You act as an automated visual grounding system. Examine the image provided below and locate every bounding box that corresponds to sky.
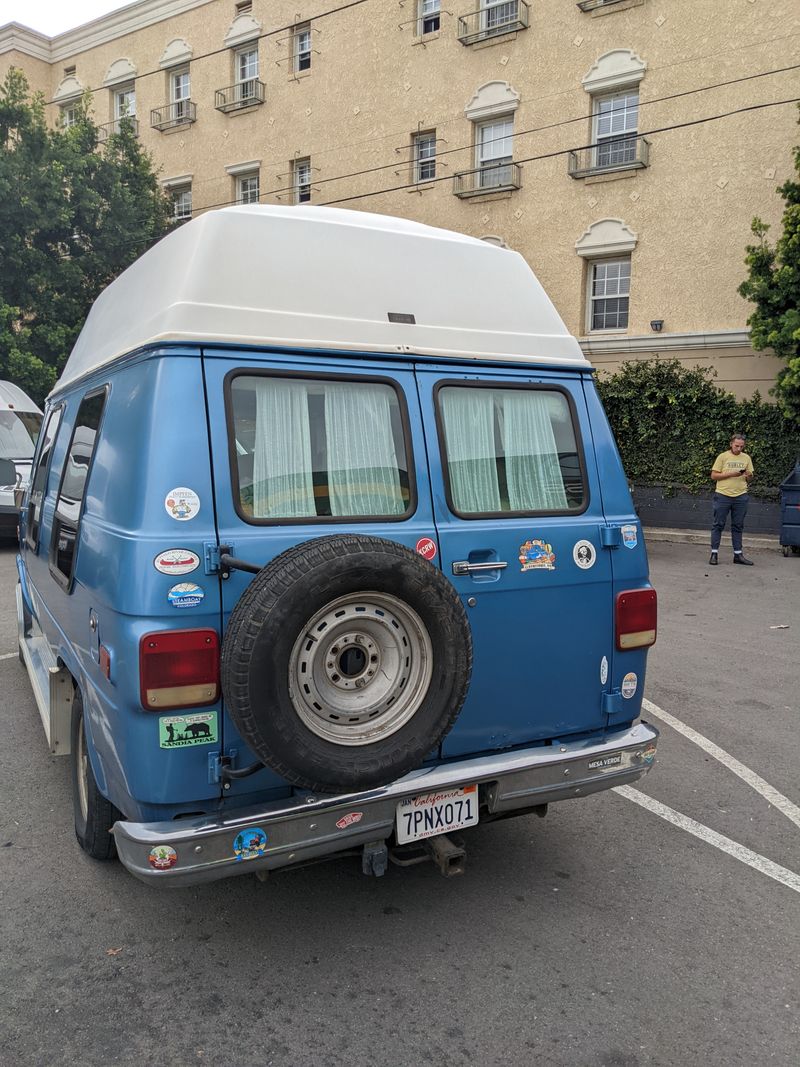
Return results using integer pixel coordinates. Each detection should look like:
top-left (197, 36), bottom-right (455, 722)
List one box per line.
top-left (1, 1), bottom-right (136, 35)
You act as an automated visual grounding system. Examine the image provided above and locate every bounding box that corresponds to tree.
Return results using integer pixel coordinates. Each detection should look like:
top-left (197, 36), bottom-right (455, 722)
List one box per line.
top-left (0, 68), bottom-right (175, 403)
top-left (739, 105), bottom-right (800, 426)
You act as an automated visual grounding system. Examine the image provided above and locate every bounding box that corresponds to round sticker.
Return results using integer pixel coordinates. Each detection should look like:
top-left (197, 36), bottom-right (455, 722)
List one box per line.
top-left (600, 656), bottom-right (609, 686)
top-left (621, 672), bottom-right (638, 699)
top-left (573, 540), bottom-right (596, 570)
top-left (154, 549), bottom-right (201, 576)
top-left (167, 582), bottom-right (205, 609)
top-left (165, 487), bottom-right (200, 522)
top-left (233, 827), bottom-right (268, 862)
top-left (416, 537), bottom-right (437, 561)
top-left (148, 845), bottom-right (177, 870)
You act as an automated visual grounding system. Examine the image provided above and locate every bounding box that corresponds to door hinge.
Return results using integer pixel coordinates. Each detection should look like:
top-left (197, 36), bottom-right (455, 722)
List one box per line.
top-left (600, 526), bottom-right (622, 548)
top-left (602, 689), bottom-right (624, 716)
top-left (204, 542), bottom-right (234, 576)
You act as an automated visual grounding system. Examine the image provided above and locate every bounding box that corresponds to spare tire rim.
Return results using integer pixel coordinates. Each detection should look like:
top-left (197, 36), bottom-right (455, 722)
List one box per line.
top-left (288, 591), bottom-right (433, 746)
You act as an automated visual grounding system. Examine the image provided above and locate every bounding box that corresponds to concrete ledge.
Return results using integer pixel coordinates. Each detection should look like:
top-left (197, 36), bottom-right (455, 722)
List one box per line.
top-left (644, 527), bottom-right (778, 549)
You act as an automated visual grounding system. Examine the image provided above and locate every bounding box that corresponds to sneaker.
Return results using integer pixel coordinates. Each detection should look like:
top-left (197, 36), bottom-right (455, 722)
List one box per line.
top-left (733, 555), bottom-right (754, 566)
top-left (708, 553), bottom-right (718, 565)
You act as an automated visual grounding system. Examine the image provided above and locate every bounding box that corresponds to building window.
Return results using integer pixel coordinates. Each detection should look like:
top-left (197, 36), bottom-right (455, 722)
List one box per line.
top-left (483, 0), bottom-right (517, 33)
top-left (235, 1), bottom-right (253, 12)
top-left (171, 68), bottom-right (191, 119)
top-left (418, 0), bottom-right (440, 34)
top-left (589, 257), bottom-right (630, 331)
top-left (293, 23), bottom-right (312, 72)
top-left (173, 185), bottom-right (193, 221)
top-left (593, 89), bottom-right (639, 169)
top-left (236, 46), bottom-right (259, 100)
top-left (293, 158), bottom-right (311, 204)
top-left (412, 131), bottom-right (436, 182)
top-left (114, 83), bottom-right (136, 121)
top-left (60, 104), bottom-right (78, 128)
top-left (476, 117), bottom-right (513, 188)
top-left (237, 172), bottom-right (260, 204)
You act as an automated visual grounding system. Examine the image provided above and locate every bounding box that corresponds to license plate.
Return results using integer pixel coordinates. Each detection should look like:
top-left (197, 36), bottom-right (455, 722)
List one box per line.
top-left (395, 785), bottom-right (479, 845)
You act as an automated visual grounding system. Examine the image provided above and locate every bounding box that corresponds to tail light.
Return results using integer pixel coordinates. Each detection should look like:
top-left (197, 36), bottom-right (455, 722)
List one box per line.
top-left (616, 588), bottom-right (657, 650)
top-left (140, 629), bottom-right (220, 710)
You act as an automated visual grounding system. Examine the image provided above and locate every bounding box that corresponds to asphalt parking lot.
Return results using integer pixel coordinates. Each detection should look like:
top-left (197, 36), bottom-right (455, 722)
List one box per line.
top-left (0, 537), bottom-right (797, 1067)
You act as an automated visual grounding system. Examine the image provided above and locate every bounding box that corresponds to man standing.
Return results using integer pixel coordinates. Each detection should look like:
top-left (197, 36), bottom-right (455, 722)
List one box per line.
top-left (709, 433), bottom-right (754, 566)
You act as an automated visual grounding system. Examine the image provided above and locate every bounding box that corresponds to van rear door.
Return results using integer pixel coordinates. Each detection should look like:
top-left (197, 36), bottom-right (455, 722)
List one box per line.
top-left (415, 364), bottom-right (615, 757)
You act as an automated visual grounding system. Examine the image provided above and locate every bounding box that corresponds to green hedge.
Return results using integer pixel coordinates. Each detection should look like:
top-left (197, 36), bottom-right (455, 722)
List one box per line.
top-left (597, 359), bottom-right (800, 497)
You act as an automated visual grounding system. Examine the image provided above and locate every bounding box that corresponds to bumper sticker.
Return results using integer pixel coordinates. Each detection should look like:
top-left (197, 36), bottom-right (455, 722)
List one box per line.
top-left (159, 712), bottom-right (218, 748)
top-left (641, 743), bottom-right (657, 765)
top-left (588, 753), bottom-right (623, 770)
top-left (167, 582), bottom-right (204, 609)
top-left (519, 539), bottom-right (556, 572)
top-left (165, 487), bottom-right (200, 521)
top-left (336, 812), bottom-right (364, 830)
top-left (233, 828), bottom-right (268, 861)
top-left (148, 845), bottom-right (178, 870)
top-left (573, 540), bottom-right (596, 569)
top-left (621, 672), bottom-right (638, 699)
top-left (621, 524), bottom-right (638, 549)
top-left (154, 549), bottom-right (200, 576)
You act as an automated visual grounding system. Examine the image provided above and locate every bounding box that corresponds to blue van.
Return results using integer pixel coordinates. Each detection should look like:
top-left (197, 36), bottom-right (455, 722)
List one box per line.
top-left (16, 206), bottom-right (658, 885)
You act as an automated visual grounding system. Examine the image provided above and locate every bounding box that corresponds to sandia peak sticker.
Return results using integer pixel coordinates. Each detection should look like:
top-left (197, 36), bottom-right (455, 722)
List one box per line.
top-left (159, 712), bottom-right (218, 748)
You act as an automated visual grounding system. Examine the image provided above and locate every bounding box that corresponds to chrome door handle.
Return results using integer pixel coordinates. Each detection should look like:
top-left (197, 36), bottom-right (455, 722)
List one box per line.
top-left (452, 560), bottom-right (508, 576)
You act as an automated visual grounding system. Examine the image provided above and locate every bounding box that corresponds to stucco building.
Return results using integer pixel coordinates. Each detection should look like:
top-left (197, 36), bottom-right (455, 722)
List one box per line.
top-left (1, 0), bottom-right (798, 395)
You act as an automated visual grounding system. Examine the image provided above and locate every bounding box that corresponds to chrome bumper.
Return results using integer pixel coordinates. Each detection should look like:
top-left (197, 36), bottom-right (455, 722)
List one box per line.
top-left (114, 721), bottom-right (658, 887)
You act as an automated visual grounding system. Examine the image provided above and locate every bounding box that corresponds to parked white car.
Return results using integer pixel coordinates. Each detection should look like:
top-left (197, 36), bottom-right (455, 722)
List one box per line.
top-left (0, 381), bottom-right (43, 539)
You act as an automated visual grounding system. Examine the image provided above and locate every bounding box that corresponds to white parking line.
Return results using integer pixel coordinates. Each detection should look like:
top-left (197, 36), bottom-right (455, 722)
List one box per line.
top-left (614, 785), bottom-right (800, 895)
top-left (0, 651), bottom-right (17, 661)
top-left (642, 697), bottom-right (800, 831)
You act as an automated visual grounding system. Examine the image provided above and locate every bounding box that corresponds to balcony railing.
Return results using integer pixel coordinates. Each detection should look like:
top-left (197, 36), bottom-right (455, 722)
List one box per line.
top-left (214, 80), bottom-right (266, 113)
top-left (568, 136), bottom-right (650, 178)
top-left (458, 1), bottom-right (529, 45)
top-left (150, 100), bottom-right (197, 131)
top-left (453, 161), bottom-right (521, 197)
top-left (577, 0), bottom-right (627, 12)
top-left (96, 117), bottom-right (139, 142)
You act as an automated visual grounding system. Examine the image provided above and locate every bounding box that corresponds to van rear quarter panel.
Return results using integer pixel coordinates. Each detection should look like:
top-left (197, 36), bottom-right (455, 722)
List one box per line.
top-left (30, 350), bottom-right (292, 821)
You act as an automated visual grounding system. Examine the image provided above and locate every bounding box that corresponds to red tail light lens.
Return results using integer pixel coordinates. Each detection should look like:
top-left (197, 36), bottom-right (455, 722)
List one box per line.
top-left (616, 588), bottom-right (657, 650)
top-left (140, 629), bottom-right (220, 710)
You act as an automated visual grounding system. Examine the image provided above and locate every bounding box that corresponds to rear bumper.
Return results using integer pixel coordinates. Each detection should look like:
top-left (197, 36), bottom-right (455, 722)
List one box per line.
top-left (114, 721), bottom-right (659, 887)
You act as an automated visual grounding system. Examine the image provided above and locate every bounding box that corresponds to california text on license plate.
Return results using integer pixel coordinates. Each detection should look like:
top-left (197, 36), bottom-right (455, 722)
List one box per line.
top-left (395, 785), bottom-right (479, 845)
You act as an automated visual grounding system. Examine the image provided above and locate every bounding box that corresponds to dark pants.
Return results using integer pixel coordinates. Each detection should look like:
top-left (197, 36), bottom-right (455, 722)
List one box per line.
top-left (711, 492), bottom-right (749, 553)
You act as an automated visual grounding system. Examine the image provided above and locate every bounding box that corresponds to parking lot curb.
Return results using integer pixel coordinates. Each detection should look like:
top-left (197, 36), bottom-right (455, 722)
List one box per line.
top-left (643, 527), bottom-right (779, 550)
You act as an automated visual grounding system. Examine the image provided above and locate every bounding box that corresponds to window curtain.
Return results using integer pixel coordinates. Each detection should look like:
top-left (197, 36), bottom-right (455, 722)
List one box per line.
top-left (501, 391), bottom-right (567, 510)
top-left (440, 388), bottom-right (501, 512)
top-left (252, 379), bottom-right (315, 517)
top-left (324, 382), bottom-right (403, 515)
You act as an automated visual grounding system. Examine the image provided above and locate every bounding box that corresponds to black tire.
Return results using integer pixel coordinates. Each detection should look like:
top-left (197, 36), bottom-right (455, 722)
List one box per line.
top-left (222, 535), bottom-right (473, 793)
top-left (71, 688), bottom-right (120, 861)
top-left (783, 546), bottom-right (790, 557)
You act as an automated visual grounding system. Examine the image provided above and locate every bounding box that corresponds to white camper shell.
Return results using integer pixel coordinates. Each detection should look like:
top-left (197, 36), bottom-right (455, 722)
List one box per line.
top-left (0, 381), bottom-right (42, 536)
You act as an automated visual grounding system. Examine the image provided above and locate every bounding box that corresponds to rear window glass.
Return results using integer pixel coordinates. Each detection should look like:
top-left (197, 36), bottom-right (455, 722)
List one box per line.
top-left (229, 375), bottom-right (412, 521)
top-left (437, 385), bottom-right (585, 515)
top-left (0, 410), bottom-right (42, 460)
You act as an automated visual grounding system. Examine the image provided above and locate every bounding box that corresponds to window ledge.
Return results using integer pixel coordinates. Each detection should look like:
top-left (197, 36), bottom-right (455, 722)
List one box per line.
top-left (407, 182), bottom-right (436, 193)
top-left (455, 189), bottom-right (515, 203)
top-left (583, 168), bottom-right (640, 185)
top-left (288, 70), bottom-right (312, 82)
top-left (589, 0), bottom-right (645, 17)
top-left (469, 31), bottom-right (521, 51)
top-left (412, 32), bottom-right (441, 46)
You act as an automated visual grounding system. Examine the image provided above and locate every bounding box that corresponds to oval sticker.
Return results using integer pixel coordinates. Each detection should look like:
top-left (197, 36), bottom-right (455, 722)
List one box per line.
top-left (621, 672), bottom-right (638, 699)
top-left (154, 549), bottom-right (200, 576)
top-left (416, 537), bottom-right (437, 561)
top-left (165, 487), bottom-right (200, 522)
top-left (167, 582), bottom-right (205, 609)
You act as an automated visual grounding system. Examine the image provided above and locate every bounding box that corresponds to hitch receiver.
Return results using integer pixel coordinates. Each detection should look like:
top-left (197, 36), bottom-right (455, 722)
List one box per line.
top-left (424, 833), bottom-right (466, 877)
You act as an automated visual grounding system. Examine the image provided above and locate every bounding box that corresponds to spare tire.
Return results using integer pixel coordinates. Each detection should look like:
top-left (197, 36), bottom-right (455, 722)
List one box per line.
top-left (221, 535), bottom-right (472, 793)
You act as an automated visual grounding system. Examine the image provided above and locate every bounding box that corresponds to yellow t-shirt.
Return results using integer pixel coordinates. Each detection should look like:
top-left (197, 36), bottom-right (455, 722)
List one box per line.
top-left (712, 450), bottom-right (753, 497)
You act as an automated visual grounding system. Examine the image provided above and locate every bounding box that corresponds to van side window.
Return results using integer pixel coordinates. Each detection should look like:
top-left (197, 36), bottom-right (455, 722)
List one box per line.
top-left (229, 374), bottom-right (412, 522)
top-left (437, 384), bottom-right (586, 515)
top-left (25, 405), bottom-right (64, 551)
top-left (50, 390), bottom-right (107, 586)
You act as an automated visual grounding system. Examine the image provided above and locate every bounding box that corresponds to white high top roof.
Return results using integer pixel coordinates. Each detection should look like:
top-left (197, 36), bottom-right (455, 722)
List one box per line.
top-left (57, 205), bottom-right (587, 390)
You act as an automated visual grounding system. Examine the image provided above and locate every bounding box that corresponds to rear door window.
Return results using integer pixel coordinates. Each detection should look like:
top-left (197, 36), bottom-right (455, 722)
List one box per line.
top-left (228, 373), bottom-right (413, 522)
top-left (25, 405), bottom-right (64, 551)
top-left (50, 389), bottom-right (107, 588)
top-left (436, 383), bottom-right (586, 516)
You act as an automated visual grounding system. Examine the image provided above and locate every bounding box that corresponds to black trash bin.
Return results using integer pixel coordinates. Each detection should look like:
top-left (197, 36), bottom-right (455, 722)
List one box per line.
top-left (779, 458), bottom-right (800, 557)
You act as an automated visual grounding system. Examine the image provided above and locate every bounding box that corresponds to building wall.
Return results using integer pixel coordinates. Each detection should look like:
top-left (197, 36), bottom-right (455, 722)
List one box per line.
top-left (1, 0), bottom-right (797, 398)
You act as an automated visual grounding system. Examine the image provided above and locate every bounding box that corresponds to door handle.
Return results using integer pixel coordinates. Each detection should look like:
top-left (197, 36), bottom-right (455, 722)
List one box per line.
top-left (452, 560), bottom-right (508, 576)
